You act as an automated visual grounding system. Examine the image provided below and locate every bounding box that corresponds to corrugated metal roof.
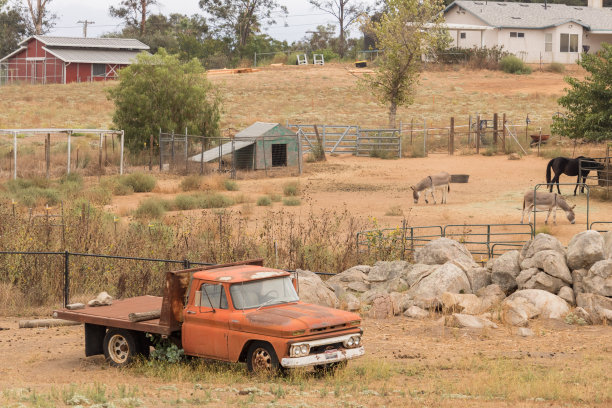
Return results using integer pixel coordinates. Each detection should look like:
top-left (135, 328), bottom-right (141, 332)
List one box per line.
top-left (0, 46), bottom-right (26, 62)
top-left (447, 1), bottom-right (612, 30)
top-left (43, 48), bottom-right (146, 64)
top-left (235, 122), bottom-right (296, 139)
top-left (189, 140), bottom-right (255, 163)
top-left (19, 36), bottom-right (149, 50)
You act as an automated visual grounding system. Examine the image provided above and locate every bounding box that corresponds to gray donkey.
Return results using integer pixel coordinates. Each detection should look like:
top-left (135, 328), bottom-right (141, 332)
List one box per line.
top-left (411, 171), bottom-right (451, 204)
top-left (521, 191), bottom-right (576, 225)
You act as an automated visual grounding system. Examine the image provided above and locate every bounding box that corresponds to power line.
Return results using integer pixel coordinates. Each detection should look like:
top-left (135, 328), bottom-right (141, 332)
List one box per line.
top-left (76, 20), bottom-right (95, 37)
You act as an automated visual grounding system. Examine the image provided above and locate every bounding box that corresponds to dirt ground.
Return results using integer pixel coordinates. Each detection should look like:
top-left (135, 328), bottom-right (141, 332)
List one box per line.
top-left (0, 316), bottom-right (610, 407)
top-left (106, 152), bottom-right (611, 249)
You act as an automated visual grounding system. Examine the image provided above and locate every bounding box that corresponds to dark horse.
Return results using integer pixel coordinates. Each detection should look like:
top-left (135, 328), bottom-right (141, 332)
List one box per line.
top-left (546, 156), bottom-right (603, 195)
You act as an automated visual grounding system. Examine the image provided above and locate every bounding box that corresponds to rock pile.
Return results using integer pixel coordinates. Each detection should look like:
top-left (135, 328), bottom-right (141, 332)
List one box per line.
top-left (297, 230), bottom-right (612, 329)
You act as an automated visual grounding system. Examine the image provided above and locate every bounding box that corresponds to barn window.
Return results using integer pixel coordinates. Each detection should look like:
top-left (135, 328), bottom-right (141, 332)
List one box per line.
top-left (510, 32), bottom-right (524, 38)
top-left (460, 32), bottom-right (466, 39)
top-left (510, 32), bottom-right (517, 38)
top-left (92, 64), bottom-right (106, 77)
top-left (517, 32), bottom-right (524, 38)
top-left (545, 33), bottom-right (553, 52)
top-left (271, 144), bottom-right (287, 167)
top-left (560, 33), bottom-right (578, 52)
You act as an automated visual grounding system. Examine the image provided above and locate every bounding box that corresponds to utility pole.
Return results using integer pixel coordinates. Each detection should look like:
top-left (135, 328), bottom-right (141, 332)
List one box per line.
top-left (77, 20), bottom-right (95, 38)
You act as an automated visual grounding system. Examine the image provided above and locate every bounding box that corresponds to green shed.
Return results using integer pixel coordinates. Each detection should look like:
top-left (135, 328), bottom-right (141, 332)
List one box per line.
top-left (234, 122), bottom-right (300, 170)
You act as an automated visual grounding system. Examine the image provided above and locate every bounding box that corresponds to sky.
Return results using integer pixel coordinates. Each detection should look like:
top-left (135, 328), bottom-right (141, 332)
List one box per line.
top-left (47, 0), bottom-right (378, 43)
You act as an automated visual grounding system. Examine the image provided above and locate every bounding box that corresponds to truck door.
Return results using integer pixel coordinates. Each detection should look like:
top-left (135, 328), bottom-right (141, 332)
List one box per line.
top-left (182, 282), bottom-right (230, 360)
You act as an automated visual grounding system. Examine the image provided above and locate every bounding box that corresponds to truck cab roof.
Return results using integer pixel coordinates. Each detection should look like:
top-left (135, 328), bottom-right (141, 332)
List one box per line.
top-left (193, 264), bottom-right (290, 284)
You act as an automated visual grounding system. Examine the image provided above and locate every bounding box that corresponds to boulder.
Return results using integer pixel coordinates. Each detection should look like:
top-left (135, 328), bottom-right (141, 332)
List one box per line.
top-left (360, 288), bottom-right (387, 305)
top-left (572, 269), bottom-right (588, 296)
top-left (583, 260), bottom-right (612, 297)
top-left (441, 292), bottom-right (485, 315)
top-left (297, 270), bottom-right (339, 308)
top-left (414, 238), bottom-right (475, 266)
top-left (566, 230), bottom-right (604, 271)
top-left (396, 294), bottom-right (414, 313)
top-left (404, 305), bottom-right (429, 319)
top-left (403, 264), bottom-right (439, 287)
top-left (520, 234), bottom-right (565, 260)
top-left (517, 327), bottom-right (534, 337)
top-left (573, 307), bottom-right (592, 325)
top-left (501, 289), bottom-right (569, 326)
top-left (368, 294), bottom-right (394, 319)
top-left (373, 277), bottom-right (408, 293)
top-left (444, 313), bottom-right (498, 329)
top-left (368, 260), bottom-right (409, 282)
top-left (516, 268), bottom-right (538, 288)
top-left (476, 284), bottom-right (506, 309)
top-left (389, 292), bottom-right (404, 316)
top-left (407, 262), bottom-right (472, 308)
top-left (518, 271), bottom-right (565, 294)
top-left (491, 251), bottom-right (521, 293)
top-left (347, 281), bottom-right (370, 293)
top-left (603, 231), bottom-right (612, 259)
top-left (465, 267), bottom-right (491, 293)
top-left (520, 250), bottom-right (572, 284)
top-left (339, 292), bottom-right (361, 312)
top-left (557, 286), bottom-right (575, 306)
top-left (576, 293), bottom-right (612, 324)
top-left (327, 265), bottom-right (370, 291)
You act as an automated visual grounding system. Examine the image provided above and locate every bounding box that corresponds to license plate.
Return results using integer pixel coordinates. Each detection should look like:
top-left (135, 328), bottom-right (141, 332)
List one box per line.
top-left (324, 350), bottom-right (338, 360)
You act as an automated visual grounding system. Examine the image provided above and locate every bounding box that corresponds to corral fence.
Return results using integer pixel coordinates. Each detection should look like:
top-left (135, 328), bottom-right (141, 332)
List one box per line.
top-left (156, 131), bottom-right (303, 177)
top-left (578, 154), bottom-right (612, 199)
top-left (357, 222), bottom-right (535, 261)
top-left (287, 123), bottom-right (401, 158)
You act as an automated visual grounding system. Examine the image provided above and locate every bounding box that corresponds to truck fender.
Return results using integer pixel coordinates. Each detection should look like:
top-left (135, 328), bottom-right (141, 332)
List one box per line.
top-left (237, 339), bottom-right (285, 363)
top-left (85, 323), bottom-right (106, 357)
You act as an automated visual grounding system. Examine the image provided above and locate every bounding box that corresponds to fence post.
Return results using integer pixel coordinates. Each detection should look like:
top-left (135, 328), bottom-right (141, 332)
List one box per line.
top-left (468, 115), bottom-right (472, 147)
top-left (149, 134), bottom-right (153, 171)
top-left (449, 117), bottom-right (455, 155)
top-left (159, 128), bottom-right (163, 171)
top-left (493, 113), bottom-right (499, 147)
top-left (67, 130), bottom-right (72, 174)
top-left (476, 115), bottom-right (481, 154)
top-left (119, 130), bottom-right (125, 175)
top-left (171, 131), bottom-right (175, 171)
top-left (46, 133), bottom-right (50, 179)
top-left (99, 133), bottom-right (103, 177)
top-left (231, 139), bottom-right (236, 179)
top-left (297, 134), bottom-right (303, 175)
top-left (200, 136), bottom-right (205, 175)
top-left (64, 251), bottom-right (70, 307)
top-left (183, 259), bottom-right (190, 269)
top-left (423, 120), bottom-right (427, 157)
top-left (502, 113), bottom-right (507, 152)
top-left (185, 127), bottom-right (189, 174)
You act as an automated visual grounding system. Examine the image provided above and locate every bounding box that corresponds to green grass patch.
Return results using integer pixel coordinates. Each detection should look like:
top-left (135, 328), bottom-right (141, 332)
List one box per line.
top-left (500, 55), bottom-right (532, 75)
top-left (119, 173), bottom-right (156, 192)
top-left (224, 179), bottom-right (239, 191)
top-left (173, 193), bottom-right (234, 210)
top-left (257, 196), bottom-right (272, 206)
top-left (134, 197), bottom-right (169, 219)
top-left (283, 197), bottom-right (301, 206)
top-left (283, 181), bottom-right (300, 196)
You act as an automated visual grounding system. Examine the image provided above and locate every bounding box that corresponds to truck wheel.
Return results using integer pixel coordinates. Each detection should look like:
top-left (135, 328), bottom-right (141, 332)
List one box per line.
top-left (103, 329), bottom-right (138, 367)
top-left (246, 342), bottom-right (281, 375)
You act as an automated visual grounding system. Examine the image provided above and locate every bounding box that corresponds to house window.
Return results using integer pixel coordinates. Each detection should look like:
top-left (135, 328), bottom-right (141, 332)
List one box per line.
top-left (92, 64), bottom-right (106, 77)
top-left (560, 33), bottom-right (578, 52)
top-left (517, 32), bottom-right (524, 38)
top-left (510, 32), bottom-right (524, 38)
top-left (510, 32), bottom-right (517, 38)
top-left (460, 32), bottom-right (466, 39)
top-left (545, 33), bottom-right (552, 52)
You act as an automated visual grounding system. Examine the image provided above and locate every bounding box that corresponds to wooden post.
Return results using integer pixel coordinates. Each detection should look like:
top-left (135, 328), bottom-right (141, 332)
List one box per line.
top-left (104, 134), bottom-right (108, 166)
top-left (45, 133), bottom-right (50, 179)
top-left (502, 113), bottom-right (507, 152)
top-left (450, 117), bottom-right (455, 155)
top-left (98, 133), bottom-right (103, 176)
top-left (476, 115), bottom-right (481, 154)
top-left (493, 113), bottom-right (498, 147)
top-left (149, 134), bottom-right (153, 171)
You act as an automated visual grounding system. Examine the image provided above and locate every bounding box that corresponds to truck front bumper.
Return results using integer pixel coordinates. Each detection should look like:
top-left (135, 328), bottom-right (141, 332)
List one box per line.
top-left (280, 346), bottom-right (365, 368)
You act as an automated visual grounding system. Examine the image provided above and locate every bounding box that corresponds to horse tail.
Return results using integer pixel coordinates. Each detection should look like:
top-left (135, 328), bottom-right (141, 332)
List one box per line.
top-left (546, 158), bottom-right (554, 184)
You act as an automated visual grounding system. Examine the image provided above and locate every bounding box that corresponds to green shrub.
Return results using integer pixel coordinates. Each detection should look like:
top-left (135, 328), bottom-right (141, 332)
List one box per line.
top-left (134, 198), bottom-right (168, 219)
top-left (283, 197), bottom-right (301, 206)
top-left (224, 179), bottom-right (239, 191)
top-left (14, 187), bottom-right (61, 207)
top-left (174, 194), bottom-right (200, 210)
top-left (500, 55), bottom-right (532, 74)
top-left (257, 196), bottom-right (272, 206)
top-left (119, 173), bottom-right (156, 192)
top-left (113, 183), bottom-right (134, 196)
top-left (180, 175), bottom-right (202, 192)
top-left (283, 181), bottom-right (300, 196)
top-left (548, 62), bottom-right (565, 73)
top-left (174, 193), bottom-right (234, 210)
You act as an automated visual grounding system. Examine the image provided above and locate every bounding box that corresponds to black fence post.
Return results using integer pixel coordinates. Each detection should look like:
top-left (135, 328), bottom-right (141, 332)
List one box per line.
top-left (183, 259), bottom-right (191, 270)
top-left (64, 251), bottom-right (70, 307)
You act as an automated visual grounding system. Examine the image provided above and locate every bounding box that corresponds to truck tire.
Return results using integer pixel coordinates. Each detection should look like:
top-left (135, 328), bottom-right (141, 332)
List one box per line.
top-left (103, 328), bottom-right (139, 367)
top-left (246, 342), bottom-right (281, 374)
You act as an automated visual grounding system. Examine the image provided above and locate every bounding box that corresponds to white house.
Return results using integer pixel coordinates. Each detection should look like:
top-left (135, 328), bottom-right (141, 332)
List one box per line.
top-left (444, 0), bottom-right (612, 63)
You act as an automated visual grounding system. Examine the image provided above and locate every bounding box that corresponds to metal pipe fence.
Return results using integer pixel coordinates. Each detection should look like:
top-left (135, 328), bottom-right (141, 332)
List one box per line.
top-left (578, 156), bottom-right (612, 199)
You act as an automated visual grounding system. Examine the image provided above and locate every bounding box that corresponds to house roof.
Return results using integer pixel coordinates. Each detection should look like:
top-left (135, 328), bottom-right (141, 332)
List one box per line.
top-left (235, 122), bottom-right (296, 139)
top-left (445, 1), bottom-right (612, 31)
top-left (19, 36), bottom-right (150, 50)
top-left (43, 47), bottom-right (145, 64)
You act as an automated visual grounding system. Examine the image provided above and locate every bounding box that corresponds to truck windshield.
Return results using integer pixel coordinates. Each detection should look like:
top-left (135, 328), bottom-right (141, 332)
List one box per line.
top-left (230, 277), bottom-right (299, 310)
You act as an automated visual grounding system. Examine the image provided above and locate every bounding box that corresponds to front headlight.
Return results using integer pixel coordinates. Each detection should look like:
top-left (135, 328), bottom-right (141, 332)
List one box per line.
top-left (291, 344), bottom-right (310, 357)
top-left (300, 345), bottom-right (309, 355)
top-left (343, 335), bottom-right (361, 348)
top-left (347, 337), bottom-right (355, 347)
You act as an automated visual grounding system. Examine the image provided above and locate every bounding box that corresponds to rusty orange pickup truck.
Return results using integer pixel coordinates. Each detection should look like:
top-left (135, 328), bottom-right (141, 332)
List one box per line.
top-left (54, 260), bottom-right (364, 374)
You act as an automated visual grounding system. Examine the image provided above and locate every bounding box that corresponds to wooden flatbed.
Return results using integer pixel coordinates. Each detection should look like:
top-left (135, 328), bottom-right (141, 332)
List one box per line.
top-left (54, 295), bottom-right (175, 336)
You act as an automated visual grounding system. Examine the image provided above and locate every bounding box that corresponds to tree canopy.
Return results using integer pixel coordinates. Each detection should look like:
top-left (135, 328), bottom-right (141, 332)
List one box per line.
top-left (551, 43), bottom-right (612, 141)
top-left (109, 0), bottom-right (158, 36)
top-left (107, 50), bottom-right (222, 151)
top-left (361, 0), bottom-right (449, 127)
top-left (0, 6), bottom-right (28, 57)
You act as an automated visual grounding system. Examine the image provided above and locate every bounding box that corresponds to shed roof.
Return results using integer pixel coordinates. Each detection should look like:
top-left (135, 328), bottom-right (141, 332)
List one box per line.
top-left (445, 1), bottom-right (612, 31)
top-left (20, 35), bottom-right (150, 50)
top-left (235, 122), bottom-right (296, 139)
top-left (43, 47), bottom-right (145, 64)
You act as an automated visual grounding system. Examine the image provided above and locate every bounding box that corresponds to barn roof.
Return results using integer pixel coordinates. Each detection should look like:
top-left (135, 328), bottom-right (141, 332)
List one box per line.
top-left (20, 36), bottom-right (150, 50)
top-left (43, 47), bottom-right (145, 64)
top-left (445, 1), bottom-right (612, 31)
top-left (235, 122), bottom-right (296, 139)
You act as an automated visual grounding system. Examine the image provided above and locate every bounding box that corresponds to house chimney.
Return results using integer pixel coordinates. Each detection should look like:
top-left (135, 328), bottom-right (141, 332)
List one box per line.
top-left (588, 0), bottom-right (603, 8)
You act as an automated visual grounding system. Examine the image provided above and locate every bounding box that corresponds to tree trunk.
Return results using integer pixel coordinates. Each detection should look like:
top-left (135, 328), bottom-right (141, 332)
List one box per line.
top-left (140, 0), bottom-right (147, 35)
top-left (388, 102), bottom-right (397, 129)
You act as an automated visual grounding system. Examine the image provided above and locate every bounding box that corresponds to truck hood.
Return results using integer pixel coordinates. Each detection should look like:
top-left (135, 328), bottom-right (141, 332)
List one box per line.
top-left (233, 302), bottom-right (360, 338)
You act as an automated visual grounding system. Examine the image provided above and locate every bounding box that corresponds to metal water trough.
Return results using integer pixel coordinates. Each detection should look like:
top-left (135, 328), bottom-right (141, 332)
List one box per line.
top-left (450, 174), bottom-right (469, 183)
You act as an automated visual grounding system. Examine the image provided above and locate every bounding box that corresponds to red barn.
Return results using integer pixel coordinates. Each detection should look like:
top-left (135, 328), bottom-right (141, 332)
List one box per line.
top-left (0, 36), bottom-right (149, 85)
